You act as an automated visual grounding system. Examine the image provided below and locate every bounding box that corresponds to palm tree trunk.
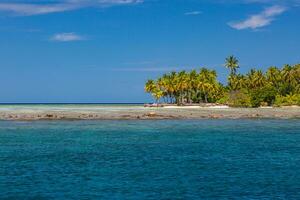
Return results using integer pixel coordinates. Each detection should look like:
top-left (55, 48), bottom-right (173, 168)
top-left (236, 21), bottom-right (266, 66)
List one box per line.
top-left (204, 94), bottom-right (208, 103)
top-left (198, 91), bottom-right (202, 103)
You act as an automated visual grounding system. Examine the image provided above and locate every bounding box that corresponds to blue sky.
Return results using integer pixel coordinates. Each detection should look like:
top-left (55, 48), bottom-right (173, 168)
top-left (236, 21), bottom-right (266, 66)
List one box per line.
top-left (0, 0), bottom-right (299, 103)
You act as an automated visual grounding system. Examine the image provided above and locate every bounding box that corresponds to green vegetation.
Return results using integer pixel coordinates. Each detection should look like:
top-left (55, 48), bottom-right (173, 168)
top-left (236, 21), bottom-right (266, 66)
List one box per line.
top-left (145, 56), bottom-right (300, 107)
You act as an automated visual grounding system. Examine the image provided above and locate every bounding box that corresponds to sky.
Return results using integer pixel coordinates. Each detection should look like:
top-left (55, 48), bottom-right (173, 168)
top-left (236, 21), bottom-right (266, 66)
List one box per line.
top-left (0, 0), bottom-right (299, 103)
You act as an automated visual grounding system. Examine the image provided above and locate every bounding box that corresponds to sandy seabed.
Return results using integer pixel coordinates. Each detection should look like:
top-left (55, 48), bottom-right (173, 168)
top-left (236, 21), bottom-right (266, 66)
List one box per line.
top-left (0, 105), bottom-right (299, 120)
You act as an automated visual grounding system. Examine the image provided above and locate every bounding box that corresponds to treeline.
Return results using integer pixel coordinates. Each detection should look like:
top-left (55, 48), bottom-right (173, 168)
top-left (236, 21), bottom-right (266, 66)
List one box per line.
top-left (145, 56), bottom-right (300, 107)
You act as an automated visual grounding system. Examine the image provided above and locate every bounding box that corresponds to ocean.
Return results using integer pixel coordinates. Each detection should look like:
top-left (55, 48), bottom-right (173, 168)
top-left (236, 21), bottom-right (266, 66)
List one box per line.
top-left (0, 120), bottom-right (299, 199)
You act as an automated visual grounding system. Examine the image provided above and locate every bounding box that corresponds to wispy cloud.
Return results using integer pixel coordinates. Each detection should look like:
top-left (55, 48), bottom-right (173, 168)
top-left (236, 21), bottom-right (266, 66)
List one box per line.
top-left (244, 0), bottom-right (300, 5)
top-left (0, 3), bottom-right (78, 16)
top-left (0, 0), bottom-right (143, 16)
top-left (184, 11), bottom-right (202, 16)
top-left (50, 32), bottom-right (85, 42)
top-left (228, 5), bottom-right (287, 30)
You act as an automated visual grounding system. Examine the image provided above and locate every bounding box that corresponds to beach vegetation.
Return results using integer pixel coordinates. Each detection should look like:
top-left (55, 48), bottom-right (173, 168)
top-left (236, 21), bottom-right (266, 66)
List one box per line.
top-left (145, 57), bottom-right (300, 107)
top-left (274, 94), bottom-right (300, 106)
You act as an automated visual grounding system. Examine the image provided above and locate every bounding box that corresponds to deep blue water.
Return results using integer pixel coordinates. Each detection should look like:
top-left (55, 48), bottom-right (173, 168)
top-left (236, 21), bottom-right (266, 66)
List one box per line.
top-left (0, 120), bottom-right (300, 199)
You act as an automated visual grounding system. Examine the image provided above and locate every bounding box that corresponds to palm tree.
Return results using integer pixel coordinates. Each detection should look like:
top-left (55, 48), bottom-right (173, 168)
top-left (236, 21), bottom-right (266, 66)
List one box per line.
top-left (246, 69), bottom-right (265, 89)
top-left (266, 67), bottom-right (281, 83)
top-left (225, 55), bottom-right (239, 76)
top-left (229, 74), bottom-right (246, 91)
top-left (196, 71), bottom-right (204, 103)
top-left (145, 80), bottom-right (156, 93)
top-left (254, 70), bottom-right (265, 88)
top-left (153, 89), bottom-right (164, 103)
top-left (177, 71), bottom-right (189, 104)
top-left (293, 64), bottom-right (300, 93)
top-left (282, 64), bottom-right (293, 83)
top-left (169, 71), bottom-right (178, 103)
top-left (145, 80), bottom-right (157, 102)
top-left (266, 66), bottom-right (281, 93)
top-left (161, 74), bottom-right (172, 103)
top-left (187, 70), bottom-right (198, 103)
top-left (281, 64), bottom-right (296, 94)
top-left (157, 77), bottom-right (166, 103)
top-left (198, 68), bottom-right (218, 103)
top-left (282, 64), bottom-right (300, 92)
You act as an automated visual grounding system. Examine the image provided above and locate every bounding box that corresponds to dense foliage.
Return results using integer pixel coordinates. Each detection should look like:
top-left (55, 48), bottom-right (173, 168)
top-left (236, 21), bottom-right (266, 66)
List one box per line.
top-left (145, 56), bottom-right (300, 107)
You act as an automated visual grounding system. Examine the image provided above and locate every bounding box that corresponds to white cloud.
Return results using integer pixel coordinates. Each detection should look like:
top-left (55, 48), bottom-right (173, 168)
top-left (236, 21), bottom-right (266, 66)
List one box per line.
top-left (185, 11), bottom-right (202, 15)
top-left (0, 3), bottom-right (79, 16)
top-left (244, 0), bottom-right (300, 4)
top-left (228, 5), bottom-right (287, 30)
top-left (50, 32), bottom-right (85, 42)
top-left (0, 0), bottom-right (143, 16)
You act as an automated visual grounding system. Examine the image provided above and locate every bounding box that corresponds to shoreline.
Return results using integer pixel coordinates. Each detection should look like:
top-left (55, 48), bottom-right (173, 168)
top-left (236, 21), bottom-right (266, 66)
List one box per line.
top-left (0, 105), bottom-right (299, 120)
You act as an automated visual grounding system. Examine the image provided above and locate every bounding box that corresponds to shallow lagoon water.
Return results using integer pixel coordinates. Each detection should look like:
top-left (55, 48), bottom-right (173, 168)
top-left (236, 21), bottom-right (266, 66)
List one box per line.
top-left (0, 104), bottom-right (145, 112)
top-left (0, 120), bottom-right (299, 199)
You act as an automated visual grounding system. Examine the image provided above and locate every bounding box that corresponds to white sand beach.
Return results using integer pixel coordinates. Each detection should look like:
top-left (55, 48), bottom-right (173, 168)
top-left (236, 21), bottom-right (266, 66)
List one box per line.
top-left (0, 104), bottom-right (299, 120)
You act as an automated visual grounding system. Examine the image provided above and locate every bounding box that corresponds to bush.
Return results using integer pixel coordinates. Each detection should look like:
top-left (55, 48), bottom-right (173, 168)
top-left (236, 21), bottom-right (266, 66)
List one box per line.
top-left (216, 93), bottom-right (229, 104)
top-left (218, 90), bottom-right (252, 107)
top-left (274, 94), bottom-right (300, 106)
top-left (249, 85), bottom-right (277, 107)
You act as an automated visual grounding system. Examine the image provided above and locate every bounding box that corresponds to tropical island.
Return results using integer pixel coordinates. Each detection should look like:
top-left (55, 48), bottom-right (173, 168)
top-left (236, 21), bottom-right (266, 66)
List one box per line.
top-left (145, 56), bottom-right (300, 108)
top-left (0, 56), bottom-right (299, 121)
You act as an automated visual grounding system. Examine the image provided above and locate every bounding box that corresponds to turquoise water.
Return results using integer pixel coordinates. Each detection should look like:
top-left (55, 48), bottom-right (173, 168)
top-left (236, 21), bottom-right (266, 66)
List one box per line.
top-left (0, 120), bottom-right (300, 199)
top-left (0, 104), bottom-right (145, 112)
